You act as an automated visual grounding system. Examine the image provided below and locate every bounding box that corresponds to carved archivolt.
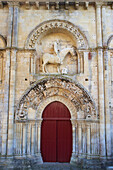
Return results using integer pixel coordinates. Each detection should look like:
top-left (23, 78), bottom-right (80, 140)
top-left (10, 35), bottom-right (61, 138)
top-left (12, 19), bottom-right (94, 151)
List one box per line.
top-left (25, 20), bottom-right (88, 49)
top-left (37, 96), bottom-right (77, 119)
top-left (15, 77), bottom-right (98, 121)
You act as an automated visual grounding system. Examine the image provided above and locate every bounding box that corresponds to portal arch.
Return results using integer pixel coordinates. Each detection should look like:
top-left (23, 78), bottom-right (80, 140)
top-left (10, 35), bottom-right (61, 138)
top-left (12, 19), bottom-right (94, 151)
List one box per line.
top-left (14, 77), bottom-right (99, 161)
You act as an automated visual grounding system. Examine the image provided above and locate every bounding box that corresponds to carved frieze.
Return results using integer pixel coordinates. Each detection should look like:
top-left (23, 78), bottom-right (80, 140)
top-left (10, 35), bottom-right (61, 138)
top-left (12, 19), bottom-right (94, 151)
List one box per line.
top-left (15, 78), bottom-right (97, 121)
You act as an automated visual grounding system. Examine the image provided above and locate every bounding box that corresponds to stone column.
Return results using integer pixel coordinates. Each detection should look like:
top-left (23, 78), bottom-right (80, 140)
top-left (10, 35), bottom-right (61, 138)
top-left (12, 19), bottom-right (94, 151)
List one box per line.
top-left (2, 3), bottom-right (13, 155)
top-left (80, 51), bottom-right (84, 73)
top-left (104, 48), bottom-right (112, 158)
top-left (82, 124), bottom-right (86, 158)
top-left (78, 123), bottom-right (82, 156)
top-left (23, 123), bottom-right (27, 155)
top-left (70, 120), bottom-right (77, 163)
top-left (7, 3), bottom-right (19, 155)
top-left (27, 123), bottom-right (31, 155)
top-left (37, 120), bottom-right (43, 163)
top-left (102, 4), bottom-right (111, 159)
top-left (87, 124), bottom-right (91, 158)
top-left (96, 2), bottom-right (106, 158)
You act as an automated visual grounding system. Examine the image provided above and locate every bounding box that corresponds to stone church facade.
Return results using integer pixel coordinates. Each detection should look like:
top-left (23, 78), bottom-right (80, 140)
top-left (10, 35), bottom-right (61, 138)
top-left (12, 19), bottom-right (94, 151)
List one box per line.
top-left (0, 0), bottom-right (113, 164)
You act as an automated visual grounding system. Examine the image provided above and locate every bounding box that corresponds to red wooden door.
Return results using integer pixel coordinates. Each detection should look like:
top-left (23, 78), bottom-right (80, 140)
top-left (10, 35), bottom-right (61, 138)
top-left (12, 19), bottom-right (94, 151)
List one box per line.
top-left (41, 101), bottom-right (72, 162)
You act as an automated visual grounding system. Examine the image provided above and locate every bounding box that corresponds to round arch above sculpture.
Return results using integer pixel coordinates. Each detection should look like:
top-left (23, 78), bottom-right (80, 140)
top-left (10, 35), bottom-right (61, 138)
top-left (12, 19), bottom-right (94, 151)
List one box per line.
top-left (25, 20), bottom-right (88, 75)
top-left (25, 19), bottom-right (89, 50)
top-left (107, 35), bottom-right (113, 49)
top-left (15, 77), bottom-right (98, 121)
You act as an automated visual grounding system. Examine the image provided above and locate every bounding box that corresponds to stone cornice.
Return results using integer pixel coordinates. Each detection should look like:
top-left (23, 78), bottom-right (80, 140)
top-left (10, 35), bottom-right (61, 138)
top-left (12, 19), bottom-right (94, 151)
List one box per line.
top-left (2, 0), bottom-right (113, 2)
top-left (1, 1), bottom-right (113, 6)
top-left (0, 0), bottom-right (112, 9)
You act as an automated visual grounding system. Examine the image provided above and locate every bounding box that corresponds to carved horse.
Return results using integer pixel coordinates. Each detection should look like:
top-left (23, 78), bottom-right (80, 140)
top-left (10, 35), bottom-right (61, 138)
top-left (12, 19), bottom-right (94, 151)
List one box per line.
top-left (42, 47), bottom-right (75, 73)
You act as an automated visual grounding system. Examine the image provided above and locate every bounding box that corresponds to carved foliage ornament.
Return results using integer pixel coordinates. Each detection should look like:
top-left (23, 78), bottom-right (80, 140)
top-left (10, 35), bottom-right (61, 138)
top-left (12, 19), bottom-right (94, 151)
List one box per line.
top-left (25, 20), bottom-right (88, 49)
top-left (15, 78), bottom-right (97, 121)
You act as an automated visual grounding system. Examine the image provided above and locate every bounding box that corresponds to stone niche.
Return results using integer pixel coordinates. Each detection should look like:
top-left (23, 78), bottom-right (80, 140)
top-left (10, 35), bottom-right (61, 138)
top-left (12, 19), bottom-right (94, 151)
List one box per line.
top-left (29, 31), bottom-right (84, 75)
top-left (36, 32), bottom-right (78, 74)
top-left (27, 20), bottom-right (87, 76)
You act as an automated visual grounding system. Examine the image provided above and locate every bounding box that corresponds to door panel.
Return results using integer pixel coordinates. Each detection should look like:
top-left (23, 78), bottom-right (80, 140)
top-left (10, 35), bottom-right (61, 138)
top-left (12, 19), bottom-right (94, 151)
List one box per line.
top-left (41, 120), bottom-right (56, 162)
top-left (57, 120), bottom-right (72, 162)
top-left (42, 101), bottom-right (71, 119)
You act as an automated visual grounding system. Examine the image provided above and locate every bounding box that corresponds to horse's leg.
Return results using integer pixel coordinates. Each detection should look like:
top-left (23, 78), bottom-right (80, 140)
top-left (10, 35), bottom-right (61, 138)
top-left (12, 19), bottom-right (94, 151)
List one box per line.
top-left (57, 65), bottom-right (60, 73)
top-left (45, 64), bottom-right (48, 73)
top-left (43, 63), bottom-right (45, 73)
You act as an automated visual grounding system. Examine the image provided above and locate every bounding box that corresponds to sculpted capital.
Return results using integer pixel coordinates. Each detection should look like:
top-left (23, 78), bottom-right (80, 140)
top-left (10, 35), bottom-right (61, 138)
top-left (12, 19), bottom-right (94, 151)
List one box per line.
top-left (95, 2), bottom-right (103, 8)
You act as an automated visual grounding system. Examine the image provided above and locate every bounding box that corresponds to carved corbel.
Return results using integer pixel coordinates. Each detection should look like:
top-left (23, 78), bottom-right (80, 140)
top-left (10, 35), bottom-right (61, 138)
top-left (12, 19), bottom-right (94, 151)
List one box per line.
top-left (46, 2), bottom-right (50, 10)
top-left (65, 1), bottom-right (69, 10)
top-left (75, 2), bottom-right (79, 9)
top-left (0, 2), bottom-right (3, 8)
top-left (85, 2), bottom-right (89, 9)
top-left (111, 3), bottom-right (113, 9)
top-left (35, 2), bottom-right (39, 9)
top-left (25, 1), bottom-right (30, 9)
top-left (55, 2), bottom-right (59, 10)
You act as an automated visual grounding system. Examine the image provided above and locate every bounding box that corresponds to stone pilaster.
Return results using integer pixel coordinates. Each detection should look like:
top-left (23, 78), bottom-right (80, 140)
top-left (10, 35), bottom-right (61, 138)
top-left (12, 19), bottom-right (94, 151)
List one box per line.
top-left (7, 2), bottom-right (19, 155)
top-left (7, 3), bottom-right (13, 48)
top-left (96, 3), bottom-right (106, 158)
top-left (7, 49), bottom-right (17, 155)
top-left (12, 3), bottom-right (19, 47)
top-left (2, 50), bottom-right (11, 155)
top-left (102, 4), bottom-right (111, 159)
top-left (104, 49), bottom-right (112, 158)
top-left (2, 3), bottom-right (13, 155)
top-left (102, 5), bottom-right (107, 47)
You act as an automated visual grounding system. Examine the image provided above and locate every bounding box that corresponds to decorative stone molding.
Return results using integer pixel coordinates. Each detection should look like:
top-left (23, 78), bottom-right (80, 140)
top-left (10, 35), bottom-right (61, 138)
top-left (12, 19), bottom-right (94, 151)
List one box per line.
top-left (25, 20), bottom-right (88, 49)
top-left (107, 35), bottom-right (113, 48)
top-left (0, 35), bottom-right (6, 48)
top-left (37, 95), bottom-right (77, 119)
top-left (15, 77), bottom-right (98, 121)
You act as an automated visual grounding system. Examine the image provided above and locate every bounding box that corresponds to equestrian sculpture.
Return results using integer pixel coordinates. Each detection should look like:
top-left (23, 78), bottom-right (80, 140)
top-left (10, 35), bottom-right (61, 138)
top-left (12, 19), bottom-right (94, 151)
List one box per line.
top-left (42, 42), bottom-right (76, 73)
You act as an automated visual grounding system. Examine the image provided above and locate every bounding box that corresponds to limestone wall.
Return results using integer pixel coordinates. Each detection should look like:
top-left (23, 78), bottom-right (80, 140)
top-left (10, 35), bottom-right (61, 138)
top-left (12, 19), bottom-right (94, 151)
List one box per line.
top-left (18, 6), bottom-right (96, 48)
top-left (0, 1), bottom-right (112, 160)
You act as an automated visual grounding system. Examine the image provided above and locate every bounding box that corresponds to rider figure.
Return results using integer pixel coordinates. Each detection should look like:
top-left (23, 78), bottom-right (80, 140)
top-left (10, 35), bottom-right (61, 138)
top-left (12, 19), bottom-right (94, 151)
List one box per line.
top-left (54, 41), bottom-right (59, 56)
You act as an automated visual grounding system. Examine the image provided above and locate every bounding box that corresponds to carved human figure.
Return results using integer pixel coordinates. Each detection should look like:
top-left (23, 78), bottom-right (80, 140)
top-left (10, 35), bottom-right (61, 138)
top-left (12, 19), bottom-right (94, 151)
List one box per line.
top-left (42, 41), bottom-right (75, 73)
